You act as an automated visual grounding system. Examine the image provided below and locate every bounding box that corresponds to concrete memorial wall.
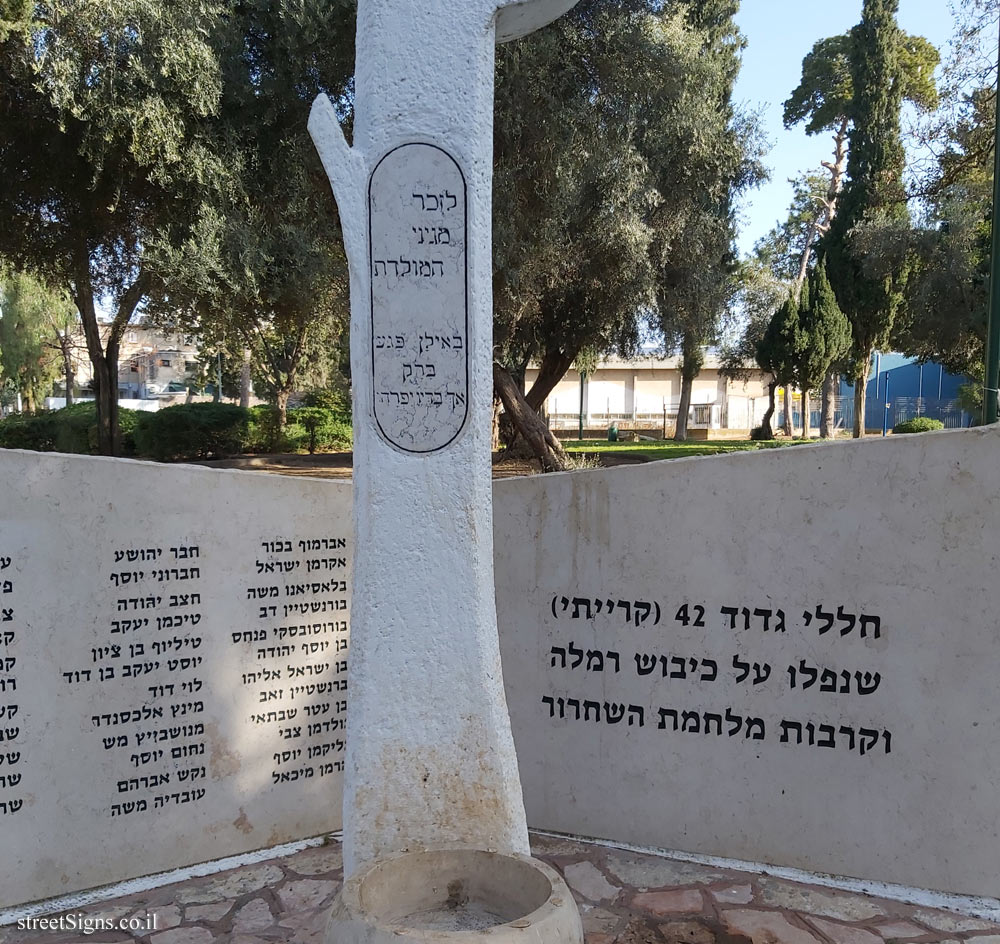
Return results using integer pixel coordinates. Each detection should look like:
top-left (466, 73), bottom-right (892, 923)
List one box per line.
top-left (2, 426), bottom-right (999, 909)
top-left (0, 451), bottom-right (350, 908)
top-left (495, 425), bottom-right (1000, 901)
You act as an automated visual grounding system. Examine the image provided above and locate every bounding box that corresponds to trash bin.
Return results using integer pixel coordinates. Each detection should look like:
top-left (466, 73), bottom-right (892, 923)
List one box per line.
top-left (607, 424), bottom-right (618, 442)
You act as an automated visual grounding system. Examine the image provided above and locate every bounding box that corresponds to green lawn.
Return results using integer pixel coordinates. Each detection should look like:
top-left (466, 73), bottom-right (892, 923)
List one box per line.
top-left (562, 438), bottom-right (809, 461)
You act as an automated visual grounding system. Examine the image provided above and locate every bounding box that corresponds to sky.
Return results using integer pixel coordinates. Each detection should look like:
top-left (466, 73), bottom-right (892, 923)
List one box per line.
top-left (733, 0), bottom-right (960, 258)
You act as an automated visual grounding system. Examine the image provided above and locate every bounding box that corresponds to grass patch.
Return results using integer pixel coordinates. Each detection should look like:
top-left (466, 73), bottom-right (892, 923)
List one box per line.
top-left (562, 438), bottom-right (809, 461)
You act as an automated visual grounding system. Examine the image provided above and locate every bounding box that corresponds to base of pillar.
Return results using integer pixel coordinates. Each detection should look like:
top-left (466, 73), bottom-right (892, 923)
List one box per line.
top-left (325, 847), bottom-right (583, 943)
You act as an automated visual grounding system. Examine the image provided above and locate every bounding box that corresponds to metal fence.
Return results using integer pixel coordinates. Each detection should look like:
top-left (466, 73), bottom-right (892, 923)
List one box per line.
top-left (780, 396), bottom-right (971, 433)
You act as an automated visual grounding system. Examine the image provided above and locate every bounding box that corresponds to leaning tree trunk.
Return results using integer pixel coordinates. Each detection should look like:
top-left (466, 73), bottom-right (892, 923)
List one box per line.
top-left (782, 385), bottom-right (793, 436)
top-left (801, 389), bottom-right (810, 439)
top-left (821, 370), bottom-right (836, 439)
top-left (759, 379), bottom-right (776, 439)
top-left (674, 373), bottom-right (694, 442)
top-left (524, 347), bottom-right (576, 413)
top-left (494, 364), bottom-right (569, 472)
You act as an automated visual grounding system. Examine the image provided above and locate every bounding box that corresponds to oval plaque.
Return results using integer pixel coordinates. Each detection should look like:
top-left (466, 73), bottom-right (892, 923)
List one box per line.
top-left (368, 143), bottom-right (469, 453)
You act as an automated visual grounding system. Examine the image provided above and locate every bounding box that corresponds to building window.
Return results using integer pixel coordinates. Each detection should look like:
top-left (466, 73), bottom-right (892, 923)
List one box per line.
top-left (160, 359), bottom-right (171, 368)
top-left (127, 331), bottom-right (137, 343)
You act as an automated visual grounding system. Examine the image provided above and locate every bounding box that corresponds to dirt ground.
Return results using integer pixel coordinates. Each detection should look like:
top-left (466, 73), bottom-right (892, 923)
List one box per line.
top-left (198, 450), bottom-right (649, 479)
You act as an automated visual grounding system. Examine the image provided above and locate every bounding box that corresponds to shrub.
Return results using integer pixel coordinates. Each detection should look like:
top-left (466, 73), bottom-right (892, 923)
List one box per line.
top-left (245, 405), bottom-right (286, 453)
top-left (299, 389), bottom-right (349, 413)
top-left (0, 402), bottom-right (139, 455)
top-left (749, 425), bottom-right (770, 441)
top-left (892, 416), bottom-right (944, 435)
top-left (51, 401), bottom-right (139, 455)
top-left (134, 402), bottom-right (249, 461)
top-left (287, 406), bottom-right (352, 453)
top-left (0, 411), bottom-right (57, 451)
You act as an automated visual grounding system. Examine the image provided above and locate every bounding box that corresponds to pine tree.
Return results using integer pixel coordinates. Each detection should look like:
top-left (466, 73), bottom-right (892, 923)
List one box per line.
top-left (823, 0), bottom-right (909, 437)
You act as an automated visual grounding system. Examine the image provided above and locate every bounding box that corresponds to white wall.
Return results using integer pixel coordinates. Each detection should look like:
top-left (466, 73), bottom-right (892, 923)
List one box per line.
top-left (0, 452), bottom-right (350, 907)
top-left (3, 427), bottom-right (1000, 908)
top-left (494, 426), bottom-right (1000, 899)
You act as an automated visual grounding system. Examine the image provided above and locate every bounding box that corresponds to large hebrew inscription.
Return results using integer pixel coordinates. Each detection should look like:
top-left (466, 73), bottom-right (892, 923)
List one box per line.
top-left (0, 452), bottom-right (350, 909)
top-left (494, 426), bottom-right (1000, 900)
top-left (369, 143), bottom-right (469, 452)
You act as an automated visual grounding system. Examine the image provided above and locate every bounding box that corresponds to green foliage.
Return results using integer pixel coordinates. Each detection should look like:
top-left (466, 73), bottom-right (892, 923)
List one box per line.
top-left (0, 402), bottom-right (138, 454)
top-left (493, 1), bottom-right (764, 398)
top-left (133, 403), bottom-right (248, 461)
top-left (286, 407), bottom-right (352, 454)
top-left (892, 416), bottom-right (944, 433)
top-left (783, 31), bottom-right (938, 135)
top-left (823, 0), bottom-right (912, 388)
top-left (757, 293), bottom-right (801, 387)
top-left (0, 272), bottom-right (72, 410)
top-left (794, 263), bottom-right (852, 395)
top-left (299, 389), bottom-right (349, 413)
top-left (147, 0), bottom-right (354, 421)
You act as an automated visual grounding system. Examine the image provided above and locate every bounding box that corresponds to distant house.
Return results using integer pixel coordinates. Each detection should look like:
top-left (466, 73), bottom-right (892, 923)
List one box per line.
top-left (525, 353), bottom-right (773, 436)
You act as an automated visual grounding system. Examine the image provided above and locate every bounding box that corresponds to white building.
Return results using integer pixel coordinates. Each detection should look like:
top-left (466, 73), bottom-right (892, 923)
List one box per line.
top-left (526, 353), bottom-right (773, 435)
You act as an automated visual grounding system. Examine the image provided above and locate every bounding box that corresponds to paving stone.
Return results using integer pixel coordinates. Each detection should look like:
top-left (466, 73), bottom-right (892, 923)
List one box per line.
top-left (142, 904), bottom-right (182, 931)
top-left (232, 898), bottom-right (275, 934)
top-left (712, 886), bottom-right (755, 905)
top-left (659, 919), bottom-right (718, 944)
top-left (908, 912), bottom-right (1000, 934)
top-left (184, 901), bottom-right (234, 922)
top-left (757, 880), bottom-right (887, 922)
top-left (174, 865), bottom-right (286, 904)
top-left (958, 937), bottom-right (1000, 944)
top-left (285, 843), bottom-right (344, 876)
top-left (150, 929), bottom-right (216, 944)
top-left (277, 878), bottom-right (334, 914)
top-left (633, 889), bottom-right (704, 916)
top-left (806, 916), bottom-right (884, 944)
top-left (723, 909), bottom-right (823, 944)
top-left (613, 917), bottom-right (664, 944)
top-left (563, 861), bottom-right (621, 903)
top-left (604, 852), bottom-right (731, 890)
top-left (872, 921), bottom-right (936, 939)
top-left (580, 905), bottom-right (623, 935)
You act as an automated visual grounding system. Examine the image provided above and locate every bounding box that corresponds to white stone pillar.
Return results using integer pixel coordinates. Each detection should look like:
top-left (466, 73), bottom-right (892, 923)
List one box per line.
top-left (310, 0), bottom-right (578, 877)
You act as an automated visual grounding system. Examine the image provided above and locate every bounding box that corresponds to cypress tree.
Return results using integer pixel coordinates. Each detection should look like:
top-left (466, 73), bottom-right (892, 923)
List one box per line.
top-left (796, 263), bottom-right (852, 438)
top-left (823, 0), bottom-right (908, 437)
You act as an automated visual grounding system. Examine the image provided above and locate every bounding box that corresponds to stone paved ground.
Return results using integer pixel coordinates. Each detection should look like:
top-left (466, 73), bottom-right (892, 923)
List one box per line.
top-left (3, 834), bottom-right (998, 944)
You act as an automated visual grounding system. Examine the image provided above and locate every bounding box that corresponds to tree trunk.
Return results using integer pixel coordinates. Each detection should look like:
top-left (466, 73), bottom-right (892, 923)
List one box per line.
top-left (782, 385), bottom-right (793, 436)
top-left (276, 389), bottom-right (290, 432)
top-left (524, 348), bottom-right (575, 413)
top-left (105, 336), bottom-right (122, 455)
top-left (853, 369), bottom-right (866, 438)
top-left (24, 388), bottom-right (35, 414)
top-left (801, 389), bottom-right (810, 439)
top-left (491, 394), bottom-right (502, 452)
top-left (493, 363), bottom-right (569, 472)
top-left (239, 347), bottom-right (252, 409)
top-left (821, 370), bottom-right (836, 439)
top-left (62, 339), bottom-right (74, 406)
top-left (674, 374), bottom-right (693, 441)
top-left (759, 379), bottom-right (776, 439)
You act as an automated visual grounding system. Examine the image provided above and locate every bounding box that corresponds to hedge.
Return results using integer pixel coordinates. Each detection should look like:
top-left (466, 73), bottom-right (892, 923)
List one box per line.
top-left (133, 402), bottom-right (249, 461)
top-left (0, 402), bottom-right (139, 454)
top-left (892, 417), bottom-right (944, 434)
top-left (0, 401), bottom-right (351, 459)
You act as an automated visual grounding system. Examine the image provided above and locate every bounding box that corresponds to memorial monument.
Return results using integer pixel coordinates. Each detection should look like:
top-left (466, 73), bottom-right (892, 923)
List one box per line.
top-left (308, 0), bottom-right (584, 938)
